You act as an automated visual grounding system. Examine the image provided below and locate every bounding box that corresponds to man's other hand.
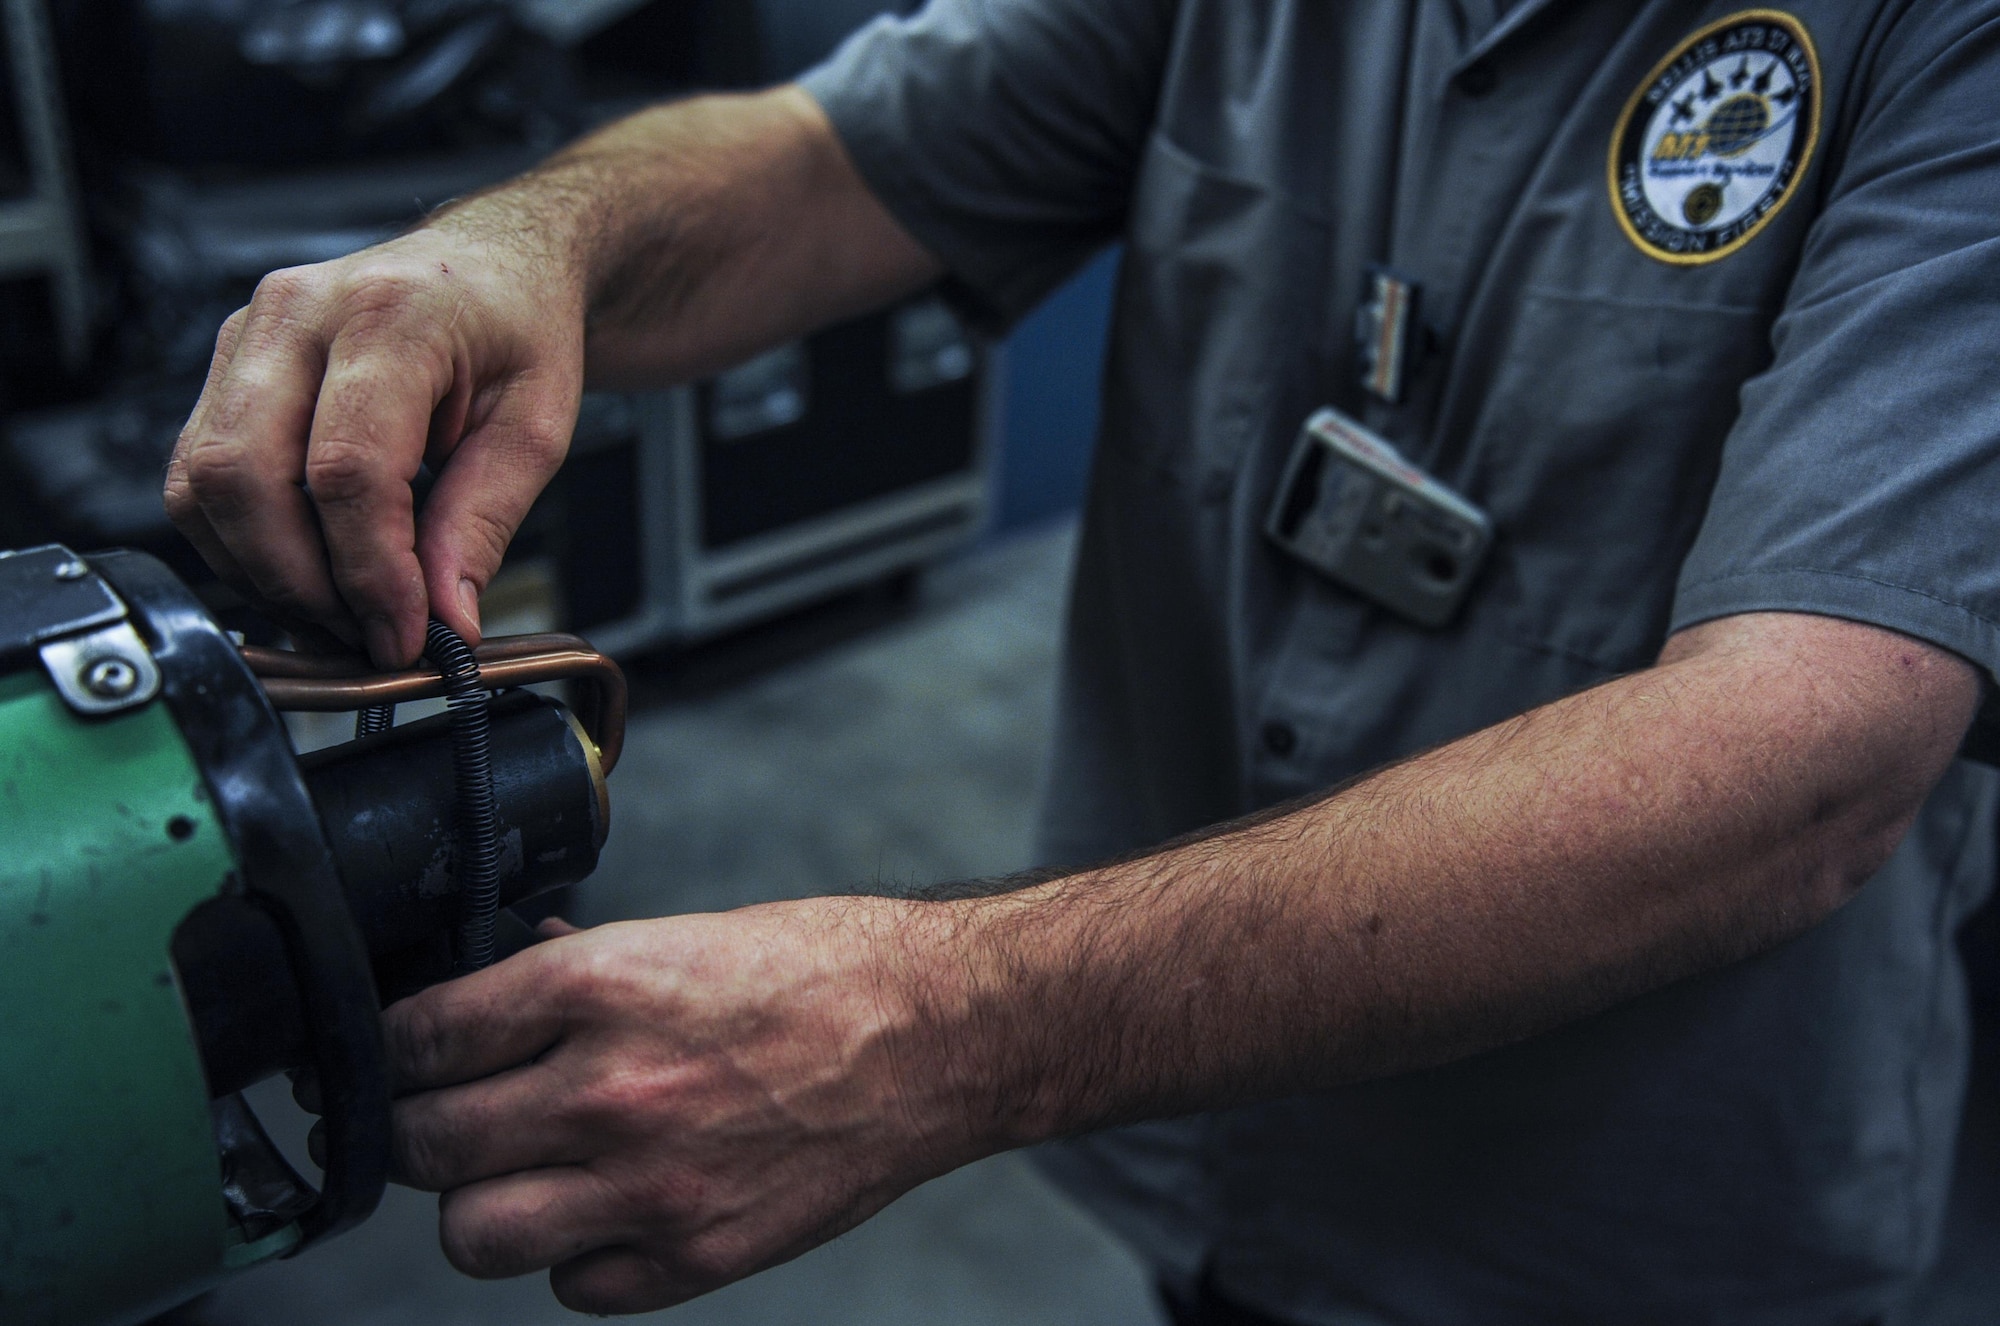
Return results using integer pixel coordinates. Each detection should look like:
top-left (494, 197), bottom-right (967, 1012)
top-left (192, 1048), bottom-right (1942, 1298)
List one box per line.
top-left (381, 900), bottom-right (969, 1315)
top-left (164, 227), bottom-right (585, 666)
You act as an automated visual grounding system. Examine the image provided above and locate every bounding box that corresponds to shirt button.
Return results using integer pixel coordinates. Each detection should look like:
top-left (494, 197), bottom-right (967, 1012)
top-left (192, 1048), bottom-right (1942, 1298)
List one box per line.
top-left (1457, 62), bottom-right (1498, 97)
top-left (1261, 720), bottom-right (1298, 757)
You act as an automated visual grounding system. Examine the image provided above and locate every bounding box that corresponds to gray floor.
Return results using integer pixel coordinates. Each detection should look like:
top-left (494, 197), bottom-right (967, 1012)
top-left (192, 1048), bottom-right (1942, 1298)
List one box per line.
top-left (194, 523), bottom-right (1166, 1326)
top-left (184, 520), bottom-right (2000, 1325)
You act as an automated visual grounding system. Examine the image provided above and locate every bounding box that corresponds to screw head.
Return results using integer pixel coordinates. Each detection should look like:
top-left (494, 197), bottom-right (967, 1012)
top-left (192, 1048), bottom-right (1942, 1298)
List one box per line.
top-left (53, 559), bottom-right (88, 581)
top-left (81, 656), bottom-right (139, 699)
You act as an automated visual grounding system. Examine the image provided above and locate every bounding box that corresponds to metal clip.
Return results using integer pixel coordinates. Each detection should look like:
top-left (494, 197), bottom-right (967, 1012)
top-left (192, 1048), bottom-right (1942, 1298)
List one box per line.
top-left (1356, 265), bottom-right (1423, 405)
top-left (41, 621), bottom-right (163, 716)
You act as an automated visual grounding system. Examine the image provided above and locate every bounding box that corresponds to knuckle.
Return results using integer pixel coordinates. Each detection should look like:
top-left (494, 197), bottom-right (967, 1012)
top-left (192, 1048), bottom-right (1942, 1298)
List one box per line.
top-left (258, 252), bottom-right (437, 356)
top-left (391, 1115), bottom-right (450, 1189)
top-left (161, 456), bottom-right (197, 523)
top-left (251, 265), bottom-right (318, 312)
top-left (585, 1066), bottom-right (672, 1125)
top-left (553, 942), bottom-right (617, 1011)
top-left (328, 259), bottom-right (468, 382)
top-left (205, 307), bottom-right (251, 370)
top-left (304, 434), bottom-right (390, 505)
top-left (163, 492), bottom-right (201, 534)
top-left (388, 1087), bottom-right (474, 1183)
top-left (382, 1000), bottom-right (447, 1086)
top-left (180, 434), bottom-right (258, 503)
top-left (332, 259), bottom-right (430, 333)
top-left (439, 1199), bottom-right (527, 1280)
top-left (514, 416), bottom-right (572, 472)
top-left (562, 948), bottom-right (657, 1030)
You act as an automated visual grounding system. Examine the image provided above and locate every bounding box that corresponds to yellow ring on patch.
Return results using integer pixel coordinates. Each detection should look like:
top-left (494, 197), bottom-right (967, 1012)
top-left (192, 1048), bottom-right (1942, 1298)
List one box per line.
top-left (1607, 9), bottom-right (1822, 266)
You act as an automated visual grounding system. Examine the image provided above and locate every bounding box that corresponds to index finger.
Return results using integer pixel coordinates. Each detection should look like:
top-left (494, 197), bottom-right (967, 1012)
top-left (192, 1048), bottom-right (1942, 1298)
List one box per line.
top-left (382, 946), bottom-right (569, 1095)
top-left (177, 281), bottom-right (357, 637)
top-left (304, 324), bottom-right (454, 666)
top-left (165, 310), bottom-right (254, 593)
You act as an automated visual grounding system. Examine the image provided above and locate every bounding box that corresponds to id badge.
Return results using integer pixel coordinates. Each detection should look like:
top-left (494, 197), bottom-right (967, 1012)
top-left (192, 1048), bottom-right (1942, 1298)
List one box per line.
top-left (1264, 408), bottom-right (1491, 628)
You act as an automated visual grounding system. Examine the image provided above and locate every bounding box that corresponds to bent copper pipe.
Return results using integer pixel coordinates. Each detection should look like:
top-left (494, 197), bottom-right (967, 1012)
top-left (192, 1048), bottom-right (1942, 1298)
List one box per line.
top-left (244, 634), bottom-right (628, 774)
top-left (240, 633), bottom-right (594, 678)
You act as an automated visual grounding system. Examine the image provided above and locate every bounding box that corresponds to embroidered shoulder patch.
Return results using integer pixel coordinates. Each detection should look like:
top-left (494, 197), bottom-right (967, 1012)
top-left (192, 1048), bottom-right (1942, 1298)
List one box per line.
top-left (1608, 10), bottom-right (1821, 265)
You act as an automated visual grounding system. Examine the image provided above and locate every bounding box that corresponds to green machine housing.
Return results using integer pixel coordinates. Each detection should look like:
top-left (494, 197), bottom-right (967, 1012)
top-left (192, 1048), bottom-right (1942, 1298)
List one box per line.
top-left (0, 546), bottom-right (616, 1325)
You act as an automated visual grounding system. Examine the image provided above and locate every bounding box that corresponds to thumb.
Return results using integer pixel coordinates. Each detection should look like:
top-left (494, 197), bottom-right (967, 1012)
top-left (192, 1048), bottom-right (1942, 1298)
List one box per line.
top-left (416, 379), bottom-right (579, 644)
top-left (382, 945), bottom-right (569, 1094)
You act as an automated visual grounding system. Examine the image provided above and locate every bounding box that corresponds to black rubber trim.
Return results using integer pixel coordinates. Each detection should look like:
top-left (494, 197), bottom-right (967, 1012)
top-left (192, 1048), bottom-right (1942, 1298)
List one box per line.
top-left (92, 550), bottom-right (388, 1247)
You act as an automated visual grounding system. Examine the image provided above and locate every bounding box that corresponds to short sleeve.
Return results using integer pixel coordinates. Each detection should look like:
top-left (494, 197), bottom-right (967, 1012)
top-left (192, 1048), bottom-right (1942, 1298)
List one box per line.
top-left (1669, 3), bottom-right (2000, 704)
top-left (798, 0), bottom-right (1178, 332)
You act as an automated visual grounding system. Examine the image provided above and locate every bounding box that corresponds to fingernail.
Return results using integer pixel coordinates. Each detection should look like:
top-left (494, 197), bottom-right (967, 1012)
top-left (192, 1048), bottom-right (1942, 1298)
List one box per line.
top-left (456, 578), bottom-right (481, 636)
top-left (363, 616), bottom-right (403, 668)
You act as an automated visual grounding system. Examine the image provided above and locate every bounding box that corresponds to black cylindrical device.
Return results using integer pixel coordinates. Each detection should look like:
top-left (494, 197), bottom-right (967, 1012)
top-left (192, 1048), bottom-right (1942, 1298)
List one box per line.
top-left (303, 689), bottom-right (607, 957)
top-left (173, 690), bottom-right (608, 1099)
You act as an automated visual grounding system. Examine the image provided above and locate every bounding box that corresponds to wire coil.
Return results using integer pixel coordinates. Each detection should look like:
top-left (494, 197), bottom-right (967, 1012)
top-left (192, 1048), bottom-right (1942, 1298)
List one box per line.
top-left (423, 620), bottom-right (500, 974)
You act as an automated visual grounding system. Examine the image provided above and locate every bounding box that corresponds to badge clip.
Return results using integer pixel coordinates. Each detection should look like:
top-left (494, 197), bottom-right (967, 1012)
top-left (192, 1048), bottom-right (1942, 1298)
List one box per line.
top-left (1355, 265), bottom-right (1423, 404)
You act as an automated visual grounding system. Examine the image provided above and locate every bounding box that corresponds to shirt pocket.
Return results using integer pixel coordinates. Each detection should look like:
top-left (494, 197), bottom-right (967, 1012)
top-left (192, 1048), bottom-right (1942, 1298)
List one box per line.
top-left (1101, 132), bottom-right (1330, 494)
top-left (1456, 288), bottom-right (1776, 673)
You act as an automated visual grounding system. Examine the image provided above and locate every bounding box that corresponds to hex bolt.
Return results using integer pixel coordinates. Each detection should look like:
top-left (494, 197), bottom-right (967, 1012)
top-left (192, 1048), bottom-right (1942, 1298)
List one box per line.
top-left (81, 656), bottom-right (140, 700)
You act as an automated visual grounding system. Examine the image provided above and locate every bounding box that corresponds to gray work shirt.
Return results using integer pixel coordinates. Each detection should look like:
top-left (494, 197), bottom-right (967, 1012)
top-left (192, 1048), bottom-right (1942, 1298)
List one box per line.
top-left (803, 2), bottom-right (2000, 1321)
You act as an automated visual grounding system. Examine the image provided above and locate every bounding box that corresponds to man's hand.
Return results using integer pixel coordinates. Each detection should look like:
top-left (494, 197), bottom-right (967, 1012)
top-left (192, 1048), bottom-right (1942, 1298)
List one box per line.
top-left (381, 901), bottom-right (973, 1315)
top-left (165, 228), bottom-right (585, 664)
top-left (164, 87), bottom-right (942, 665)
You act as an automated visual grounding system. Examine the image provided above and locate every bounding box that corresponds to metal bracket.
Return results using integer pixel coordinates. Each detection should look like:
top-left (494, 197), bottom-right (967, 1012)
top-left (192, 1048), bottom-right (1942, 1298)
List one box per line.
top-left (41, 620), bottom-right (163, 716)
top-left (0, 543), bottom-right (124, 658)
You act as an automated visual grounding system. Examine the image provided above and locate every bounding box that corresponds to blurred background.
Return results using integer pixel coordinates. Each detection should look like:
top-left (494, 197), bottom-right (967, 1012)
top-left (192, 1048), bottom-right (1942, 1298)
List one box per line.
top-left (0, 0), bottom-right (1119, 632)
top-left (0, 1), bottom-right (1989, 1322)
top-left (0, 1), bottom-right (1156, 1321)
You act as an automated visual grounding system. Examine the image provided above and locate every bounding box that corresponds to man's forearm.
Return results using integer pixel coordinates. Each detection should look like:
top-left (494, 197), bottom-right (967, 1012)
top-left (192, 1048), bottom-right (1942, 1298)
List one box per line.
top-left (429, 86), bottom-right (942, 387)
top-left (365, 612), bottom-right (1978, 1311)
top-left (891, 613), bottom-right (1978, 1155)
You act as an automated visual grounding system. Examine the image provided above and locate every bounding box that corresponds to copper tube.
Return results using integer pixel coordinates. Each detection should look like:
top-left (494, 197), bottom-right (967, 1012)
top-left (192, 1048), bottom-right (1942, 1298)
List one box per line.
top-left (240, 633), bottom-right (597, 679)
top-left (245, 635), bottom-right (628, 774)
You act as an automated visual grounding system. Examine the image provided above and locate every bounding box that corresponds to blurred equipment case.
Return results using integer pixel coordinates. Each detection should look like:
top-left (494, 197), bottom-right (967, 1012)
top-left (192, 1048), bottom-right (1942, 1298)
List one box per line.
top-left (11, 0), bottom-right (988, 649)
top-left (555, 296), bottom-right (994, 655)
top-left (543, 0), bottom-right (985, 656)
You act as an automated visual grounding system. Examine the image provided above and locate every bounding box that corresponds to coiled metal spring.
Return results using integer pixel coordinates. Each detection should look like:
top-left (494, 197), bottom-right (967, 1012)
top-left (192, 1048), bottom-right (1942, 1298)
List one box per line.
top-left (423, 621), bottom-right (500, 974)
